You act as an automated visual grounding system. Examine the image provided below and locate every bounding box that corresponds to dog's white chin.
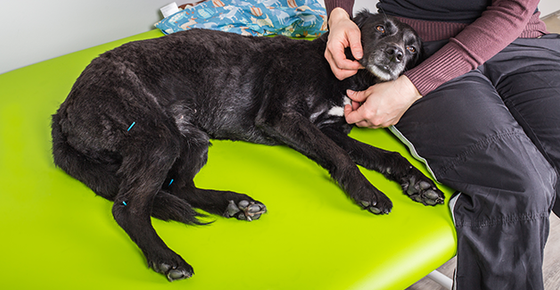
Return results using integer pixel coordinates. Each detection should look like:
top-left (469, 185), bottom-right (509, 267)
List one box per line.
top-left (367, 65), bottom-right (396, 81)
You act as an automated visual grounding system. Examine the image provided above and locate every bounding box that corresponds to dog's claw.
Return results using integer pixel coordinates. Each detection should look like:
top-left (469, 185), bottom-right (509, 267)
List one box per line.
top-left (225, 200), bottom-right (266, 221)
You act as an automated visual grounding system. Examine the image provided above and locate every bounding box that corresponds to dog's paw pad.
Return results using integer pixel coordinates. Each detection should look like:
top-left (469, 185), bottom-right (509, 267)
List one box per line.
top-left (359, 199), bottom-right (391, 215)
top-left (401, 176), bottom-right (445, 206)
top-left (168, 269), bottom-right (190, 281)
top-left (423, 189), bottom-right (442, 204)
top-left (149, 261), bottom-right (193, 282)
top-left (225, 200), bottom-right (267, 221)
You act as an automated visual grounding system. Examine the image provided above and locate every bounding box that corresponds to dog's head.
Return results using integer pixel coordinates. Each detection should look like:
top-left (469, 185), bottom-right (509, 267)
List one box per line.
top-left (352, 11), bottom-right (422, 81)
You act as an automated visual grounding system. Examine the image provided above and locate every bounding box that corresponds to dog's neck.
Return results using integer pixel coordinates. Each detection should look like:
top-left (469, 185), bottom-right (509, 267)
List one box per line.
top-left (345, 67), bottom-right (382, 92)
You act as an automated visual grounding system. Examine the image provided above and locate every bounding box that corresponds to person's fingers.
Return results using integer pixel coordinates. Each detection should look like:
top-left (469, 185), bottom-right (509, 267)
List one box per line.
top-left (347, 29), bottom-right (363, 61)
top-left (344, 105), bottom-right (364, 125)
top-left (324, 9), bottom-right (364, 80)
top-left (346, 89), bottom-right (368, 102)
top-left (325, 49), bottom-right (359, 80)
top-left (356, 120), bottom-right (372, 128)
top-left (344, 104), bottom-right (353, 117)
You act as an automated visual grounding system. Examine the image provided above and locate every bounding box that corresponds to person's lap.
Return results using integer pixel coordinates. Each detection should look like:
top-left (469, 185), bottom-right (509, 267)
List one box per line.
top-left (485, 34), bottom-right (560, 214)
top-left (390, 35), bottom-right (560, 289)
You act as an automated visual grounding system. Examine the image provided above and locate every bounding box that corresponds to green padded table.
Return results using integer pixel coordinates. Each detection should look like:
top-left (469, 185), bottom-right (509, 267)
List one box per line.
top-left (0, 30), bottom-right (456, 290)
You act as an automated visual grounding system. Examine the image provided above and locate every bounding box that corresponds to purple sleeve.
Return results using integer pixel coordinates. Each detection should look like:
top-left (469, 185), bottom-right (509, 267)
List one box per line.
top-left (404, 0), bottom-right (542, 95)
top-left (324, 0), bottom-right (355, 18)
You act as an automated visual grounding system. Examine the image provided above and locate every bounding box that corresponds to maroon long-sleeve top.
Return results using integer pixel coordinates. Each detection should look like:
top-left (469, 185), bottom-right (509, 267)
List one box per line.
top-left (324, 0), bottom-right (548, 95)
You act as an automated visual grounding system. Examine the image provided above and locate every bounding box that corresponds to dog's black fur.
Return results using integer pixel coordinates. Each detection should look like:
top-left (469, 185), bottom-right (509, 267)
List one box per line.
top-left (52, 11), bottom-right (444, 281)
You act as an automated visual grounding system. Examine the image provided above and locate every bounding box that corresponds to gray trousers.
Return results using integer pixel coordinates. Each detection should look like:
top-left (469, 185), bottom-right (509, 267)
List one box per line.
top-left (392, 34), bottom-right (560, 289)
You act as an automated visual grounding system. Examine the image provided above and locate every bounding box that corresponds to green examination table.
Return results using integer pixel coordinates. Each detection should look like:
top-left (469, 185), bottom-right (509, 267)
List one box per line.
top-left (0, 30), bottom-right (456, 289)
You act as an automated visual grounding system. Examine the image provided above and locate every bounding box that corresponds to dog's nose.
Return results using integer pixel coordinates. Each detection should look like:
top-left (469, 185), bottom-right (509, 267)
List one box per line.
top-left (385, 46), bottom-right (404, 63)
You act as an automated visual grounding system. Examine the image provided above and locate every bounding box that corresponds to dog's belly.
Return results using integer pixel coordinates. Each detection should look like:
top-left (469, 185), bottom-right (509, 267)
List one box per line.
top-left (171, 100), bottom-right (278, 145)
top-left (171, 94), bottom-right (351, 147)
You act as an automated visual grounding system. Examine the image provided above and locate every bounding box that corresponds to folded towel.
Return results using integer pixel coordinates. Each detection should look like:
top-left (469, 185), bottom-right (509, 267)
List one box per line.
top-left (155, 0), bottom-right (327, 37)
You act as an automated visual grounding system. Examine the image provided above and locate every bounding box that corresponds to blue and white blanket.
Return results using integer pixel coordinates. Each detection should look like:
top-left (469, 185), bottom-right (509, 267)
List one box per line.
top-left (154, 0), bottom-right (327, 37)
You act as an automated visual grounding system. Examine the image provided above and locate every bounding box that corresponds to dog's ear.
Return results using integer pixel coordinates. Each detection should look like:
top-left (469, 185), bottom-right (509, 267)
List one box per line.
top-left (352, 9), bottom-right (374, 28)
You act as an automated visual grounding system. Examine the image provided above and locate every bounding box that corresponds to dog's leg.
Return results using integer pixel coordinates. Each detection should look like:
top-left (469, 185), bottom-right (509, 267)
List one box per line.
top-left (153, 187), bottom-right (267, 222)
top-left (181, 188), bottom-right (267, 221)
top-left (112, 130), bottom-right (196, 282)
top-left (151, 124), bottom-right (266, 221)
top-left (321, 126), bottom-right (444, 206)
top-left (52, 113), bottom-right (121, 200)
top-left (155, 187), bottom-right (267, 221)
top-left (256, 111), bottom-right (392, 214)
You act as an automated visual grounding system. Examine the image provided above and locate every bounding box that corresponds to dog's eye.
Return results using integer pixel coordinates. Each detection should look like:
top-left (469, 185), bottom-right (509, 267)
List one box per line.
top-left (376, 25), bottom-right (386, 34)
top-left (406, 46), bottom-right (417, 53)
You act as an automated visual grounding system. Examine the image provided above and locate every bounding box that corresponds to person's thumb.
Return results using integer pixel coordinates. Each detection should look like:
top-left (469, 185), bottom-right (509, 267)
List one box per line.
top-left (346, 89), bottom-right (368, 102)
top-left (347, 31), bottom-right (363, 60)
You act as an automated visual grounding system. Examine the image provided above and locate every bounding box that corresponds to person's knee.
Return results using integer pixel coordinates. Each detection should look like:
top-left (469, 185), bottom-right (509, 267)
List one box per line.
top-left (442, 132), bottom-right (556, 214)
top-left (520, 162), bottom-right (557, 212)
top-left (500, 146), bottom-right (557, 213)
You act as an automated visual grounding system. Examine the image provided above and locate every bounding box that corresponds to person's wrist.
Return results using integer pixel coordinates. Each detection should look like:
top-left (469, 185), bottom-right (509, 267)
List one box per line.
top-left (400, 75), bottom-right (422, 102)
top-left (328, 7), bottom-right (351, 28)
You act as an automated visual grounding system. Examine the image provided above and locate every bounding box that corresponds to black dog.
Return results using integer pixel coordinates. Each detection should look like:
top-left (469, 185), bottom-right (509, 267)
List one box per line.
top-left (52, 11), bottom-right (444, 281)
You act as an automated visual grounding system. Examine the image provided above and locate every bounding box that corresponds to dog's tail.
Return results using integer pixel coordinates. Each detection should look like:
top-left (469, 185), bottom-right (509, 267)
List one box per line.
top-left (51, 112), bottom-right (121, 200)
top-left (151, 191), bottom-right (211, 225)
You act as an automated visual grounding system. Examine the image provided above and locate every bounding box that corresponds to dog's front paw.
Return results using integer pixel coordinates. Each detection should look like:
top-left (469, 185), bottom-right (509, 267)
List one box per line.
top-left (352, 184), bottom-right (393, 215)
top-left (348, 180), bottom-right (393, 215)
top-left (359, 195), bottom-right (393, 215)
top-left (401, 170), bottom-right (444, 206)
top-left (148, 256), bottom-right (194, 282)
top-left (224, 200), bottom-right (267, 221)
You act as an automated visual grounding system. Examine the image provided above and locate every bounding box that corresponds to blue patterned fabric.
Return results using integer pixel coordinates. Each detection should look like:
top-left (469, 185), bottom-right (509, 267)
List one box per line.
top-left (154, 0), bottom-right (327, 37)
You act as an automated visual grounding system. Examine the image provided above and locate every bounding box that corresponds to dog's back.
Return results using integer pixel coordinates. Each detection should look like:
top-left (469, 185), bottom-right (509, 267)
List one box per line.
top-left (55, 29), bottom-right (346, 152)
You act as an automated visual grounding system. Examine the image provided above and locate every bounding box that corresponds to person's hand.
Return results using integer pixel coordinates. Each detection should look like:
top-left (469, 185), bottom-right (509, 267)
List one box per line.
top-left (344, 75), bottom-right (422, 128)
top-left (324, 7), bottom-right (364, 80)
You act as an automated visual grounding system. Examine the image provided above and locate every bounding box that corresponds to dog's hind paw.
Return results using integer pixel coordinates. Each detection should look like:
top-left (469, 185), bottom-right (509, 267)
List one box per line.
top-left (401, 174), bottom-right (445, 206)
top-left (225, 200), bottom-right (267, 221)
top-left (148, 259), bottom-right (193, 282)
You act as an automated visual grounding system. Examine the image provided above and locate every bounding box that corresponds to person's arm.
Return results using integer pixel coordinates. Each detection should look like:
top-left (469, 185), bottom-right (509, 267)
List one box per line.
top-left (405, 0), bottom-right (541, 95)
top-left (331, 0), bottom-right (541, 128)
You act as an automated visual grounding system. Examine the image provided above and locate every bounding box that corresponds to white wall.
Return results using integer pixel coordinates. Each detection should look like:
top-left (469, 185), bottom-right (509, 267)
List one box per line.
top-left (0, 0), bottom-right (175, 74)
top-left (0, 0), bottom-right (559, 75)
top-left (352, 0), bottom-right (560, 18)
top-left (540, 1), bottom-right (560, 18)
top-left (353, 0), bottom-right (378, 14)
